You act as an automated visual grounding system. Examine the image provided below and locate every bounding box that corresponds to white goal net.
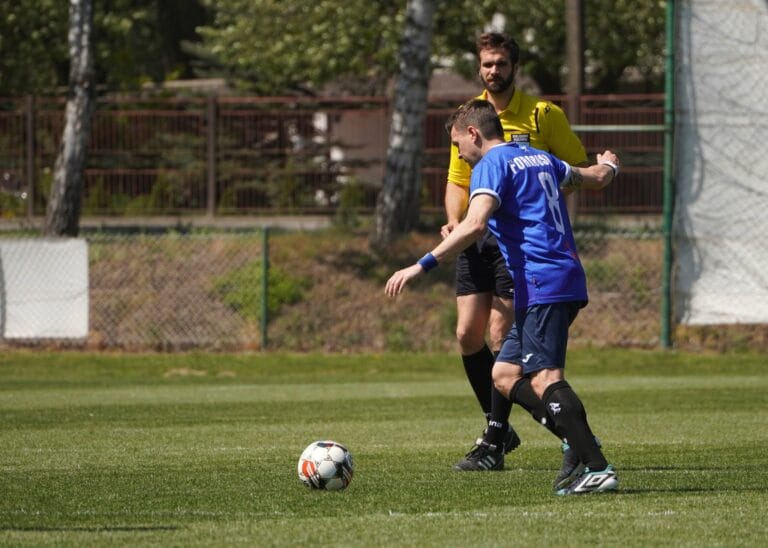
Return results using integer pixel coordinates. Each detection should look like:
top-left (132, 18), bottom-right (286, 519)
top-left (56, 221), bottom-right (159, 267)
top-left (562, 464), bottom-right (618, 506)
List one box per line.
top-left (674, 0), bottom-right (768, 324)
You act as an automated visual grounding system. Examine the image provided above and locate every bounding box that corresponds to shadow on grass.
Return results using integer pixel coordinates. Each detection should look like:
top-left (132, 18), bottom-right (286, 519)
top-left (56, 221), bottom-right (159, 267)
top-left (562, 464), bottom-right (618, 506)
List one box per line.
top-left (1, 525), bottom-right (179, 533)
top-left (617, 486), bottom-right (768, 495)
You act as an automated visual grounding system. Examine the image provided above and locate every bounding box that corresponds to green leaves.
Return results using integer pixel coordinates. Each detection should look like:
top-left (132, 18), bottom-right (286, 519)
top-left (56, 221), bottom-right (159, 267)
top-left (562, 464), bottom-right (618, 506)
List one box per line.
top-left (196, 0), bottom-right (404, 94)
top-left (0, 0), bottom-right (209, 94)
top-left (194, 0), bottom-right (665, 96)
top-left (0, 0), bottom-right (665, 95)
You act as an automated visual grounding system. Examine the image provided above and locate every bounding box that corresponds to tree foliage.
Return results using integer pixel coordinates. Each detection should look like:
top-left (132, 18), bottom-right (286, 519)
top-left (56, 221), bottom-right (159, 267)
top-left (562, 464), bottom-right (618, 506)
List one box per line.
top-left (191, 0), bottom-right (505, 94)
top-left (193, 0), bottom-right (666, 95)
top-left (0, 0), bottom-right (209, 94)
top-left (482, 0), bottom-right (667, 93)
top-left (1, 0), bottom-right (665, 96)
top-left (192, 0), bottom-right (407, 94)
top-left (93, 0), bottom-right (210, 89)
top-left (0, 0), bottom-right (69, 94)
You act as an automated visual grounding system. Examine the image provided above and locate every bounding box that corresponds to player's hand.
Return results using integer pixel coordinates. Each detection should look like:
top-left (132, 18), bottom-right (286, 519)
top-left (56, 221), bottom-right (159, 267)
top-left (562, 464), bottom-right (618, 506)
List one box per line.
top-left (385, 264), bottom-right (424, 297)
top-left (596, 150), bottom-right (619, 167)
top-left (440, 221), bottom-right (457, 239)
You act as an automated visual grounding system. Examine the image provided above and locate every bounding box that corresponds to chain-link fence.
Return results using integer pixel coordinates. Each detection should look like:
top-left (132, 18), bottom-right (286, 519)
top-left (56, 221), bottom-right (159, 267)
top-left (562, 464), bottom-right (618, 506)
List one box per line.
top-left (0, 224), bottom-right (664, 352)
top-left (87, 231), bottom-right (268, 351)
top-left (571, 223), bottom-right (663, 348)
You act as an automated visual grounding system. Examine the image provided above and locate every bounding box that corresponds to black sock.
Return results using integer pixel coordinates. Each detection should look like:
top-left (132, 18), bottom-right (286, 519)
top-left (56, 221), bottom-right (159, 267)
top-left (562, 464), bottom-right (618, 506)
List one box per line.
top-left (484, 387), bottom-right (512, 447)
top-left (542, 381), bottom-right (607, 471)
top-left (462, 345), bottom-right (495, 415)
top-left (510, 378), bottom-right (563, 440)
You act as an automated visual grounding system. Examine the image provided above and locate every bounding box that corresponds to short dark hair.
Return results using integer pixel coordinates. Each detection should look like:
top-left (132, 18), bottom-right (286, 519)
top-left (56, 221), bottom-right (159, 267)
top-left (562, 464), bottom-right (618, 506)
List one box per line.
top-left (445, 99), bottom-right (504, 139)
top-left (476, 32), bottom-right (520, 65)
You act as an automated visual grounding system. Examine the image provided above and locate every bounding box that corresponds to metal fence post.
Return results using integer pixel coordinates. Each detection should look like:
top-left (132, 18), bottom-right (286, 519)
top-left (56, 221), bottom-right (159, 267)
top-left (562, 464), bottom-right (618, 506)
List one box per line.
top-left (661, 0), bottom-right (676, 349)
top-left (206, 96), bottom-right (217, 217)
top-left (25, 95), bottom-right (35, 219)
top-left (565, 0), bottom-right (583, 220)
top-left (261, 226), bottom-right (269, 349)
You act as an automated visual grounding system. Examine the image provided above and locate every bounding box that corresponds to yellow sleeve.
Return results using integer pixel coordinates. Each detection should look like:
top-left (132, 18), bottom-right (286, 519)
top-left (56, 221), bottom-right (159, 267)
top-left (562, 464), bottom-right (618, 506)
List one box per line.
top-left (537, 102), bottom-right (588, 165)
top-left (446, 142), bottom-right (471, 188)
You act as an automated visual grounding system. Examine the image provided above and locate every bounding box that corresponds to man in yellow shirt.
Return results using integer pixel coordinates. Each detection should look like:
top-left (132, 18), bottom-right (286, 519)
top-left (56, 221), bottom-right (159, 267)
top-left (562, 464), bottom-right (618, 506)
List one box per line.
top-left (444, 32), bottom-right (589, 483)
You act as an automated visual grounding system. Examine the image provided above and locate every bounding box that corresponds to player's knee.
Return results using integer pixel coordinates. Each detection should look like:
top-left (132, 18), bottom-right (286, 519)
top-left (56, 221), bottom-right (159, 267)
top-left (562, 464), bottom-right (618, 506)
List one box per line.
top-left (530, 378), bottom-right (547, 399)
top-left (455, 325), bottom-right (485, 353)
top-left (531, 372), bottom-right (562, 399)
top-left (492, 366), bottom-right (518, 398)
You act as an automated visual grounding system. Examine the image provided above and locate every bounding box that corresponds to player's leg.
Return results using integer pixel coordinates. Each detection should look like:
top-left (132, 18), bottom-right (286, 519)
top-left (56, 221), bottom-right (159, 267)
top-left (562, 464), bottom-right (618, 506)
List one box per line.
top-left (455, 291), bottom-right (494, 413)
top-left (452, 292), bottom-right (508, 471)
top-left (454, 243), bottom-right (498, 418)
top-left (490, 296), bottom-right (562, 442)
top-left (487, 296), bottom-right (514, 353)
top-left (523, 302), bottom-right (617, 494)
top-left (453, 326), bottom-right (523, 471)
top-left (507, 372), bottom-right (589, 488)
top-left (536, 374), bottom-right (616, 494)
top-left (486, 239), bottom-right (515, 354)
top-left (485, 241), bottom-right (521, 454)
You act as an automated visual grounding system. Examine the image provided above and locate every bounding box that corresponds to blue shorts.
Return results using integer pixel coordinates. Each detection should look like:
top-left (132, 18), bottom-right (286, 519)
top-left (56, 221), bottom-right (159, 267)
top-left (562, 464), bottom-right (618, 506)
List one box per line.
top-left (497, 301), bottom-right (586, 375)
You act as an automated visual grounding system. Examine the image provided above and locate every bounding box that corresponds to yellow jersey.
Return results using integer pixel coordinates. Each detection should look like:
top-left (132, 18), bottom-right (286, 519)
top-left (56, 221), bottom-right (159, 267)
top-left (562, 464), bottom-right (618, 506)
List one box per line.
top-left (447, 88), bottom-right (587, 188)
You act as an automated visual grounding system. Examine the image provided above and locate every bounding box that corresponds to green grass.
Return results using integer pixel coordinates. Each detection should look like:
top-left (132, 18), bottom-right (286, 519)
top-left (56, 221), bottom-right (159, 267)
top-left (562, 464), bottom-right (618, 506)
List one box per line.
top-left (1, 349), bottom-right (766, 546)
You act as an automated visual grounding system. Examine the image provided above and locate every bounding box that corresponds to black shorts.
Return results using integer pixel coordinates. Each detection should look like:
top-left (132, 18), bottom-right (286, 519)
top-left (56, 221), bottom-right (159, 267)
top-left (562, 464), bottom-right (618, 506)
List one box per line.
top-left (455, 232), bottom-right (514, 298)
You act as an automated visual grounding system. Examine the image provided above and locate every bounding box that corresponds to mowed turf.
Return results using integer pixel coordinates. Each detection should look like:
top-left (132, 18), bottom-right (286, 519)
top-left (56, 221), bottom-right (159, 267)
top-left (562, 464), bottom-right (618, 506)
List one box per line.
top-left (1, 349), bottom-right (766, 546)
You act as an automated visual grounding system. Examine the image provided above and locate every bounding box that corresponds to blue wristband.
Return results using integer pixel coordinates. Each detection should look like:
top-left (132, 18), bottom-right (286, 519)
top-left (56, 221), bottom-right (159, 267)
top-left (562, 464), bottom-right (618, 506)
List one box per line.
top-left (418, 252), bottom-right (438, 272)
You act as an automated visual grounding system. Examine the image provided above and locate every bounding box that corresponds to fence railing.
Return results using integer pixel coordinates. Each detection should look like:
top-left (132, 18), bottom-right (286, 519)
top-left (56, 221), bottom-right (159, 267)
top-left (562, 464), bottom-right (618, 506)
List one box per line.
top-left (0, 93), bottom-right (664, 219)
top-left (0, 227), bottom-right (663, 352)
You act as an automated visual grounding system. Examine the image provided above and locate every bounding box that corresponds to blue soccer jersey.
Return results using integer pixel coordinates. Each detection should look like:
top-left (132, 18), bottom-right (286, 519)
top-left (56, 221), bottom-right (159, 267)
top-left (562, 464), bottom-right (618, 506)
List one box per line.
top-left (469, 142), bottom-right (588, 309)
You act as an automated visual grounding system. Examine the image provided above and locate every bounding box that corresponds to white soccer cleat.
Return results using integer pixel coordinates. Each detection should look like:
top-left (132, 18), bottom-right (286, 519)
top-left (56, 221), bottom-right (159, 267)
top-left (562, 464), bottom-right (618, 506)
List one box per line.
top-left (555, 464), bottom-right (618, 495)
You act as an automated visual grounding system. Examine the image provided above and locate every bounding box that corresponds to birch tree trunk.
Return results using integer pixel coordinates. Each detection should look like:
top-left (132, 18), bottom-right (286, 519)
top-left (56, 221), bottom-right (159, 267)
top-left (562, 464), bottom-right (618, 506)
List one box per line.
top-left (370, 0), bottom-right (435, 253)
top-left (43, 0), bottom-right (95, 237)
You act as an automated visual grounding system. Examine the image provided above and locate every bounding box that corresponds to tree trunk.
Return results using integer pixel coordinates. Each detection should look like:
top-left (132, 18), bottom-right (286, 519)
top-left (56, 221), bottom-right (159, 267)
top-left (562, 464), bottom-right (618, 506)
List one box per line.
top-left (370, 0), bottom-right (435, 253)
top-left (565, 0), bottom-right (584, 219)
top-left (44, 0), bottom-right (95, 237)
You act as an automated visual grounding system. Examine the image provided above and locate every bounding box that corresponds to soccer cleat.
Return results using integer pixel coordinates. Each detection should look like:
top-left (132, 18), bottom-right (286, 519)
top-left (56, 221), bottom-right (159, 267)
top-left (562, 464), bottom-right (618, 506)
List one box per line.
top-left (553, 436), bottom-right (601, 490)
top-left (453, 441), bottom-right (504, 471)
top-left (555, 465), bottom-right (619, 495)
top-left (553, 442), bottom-right (584, 490)
top-left (479, 424), bottom-right (521, 454)
top-left (502, 424), bottom-right (522, 454)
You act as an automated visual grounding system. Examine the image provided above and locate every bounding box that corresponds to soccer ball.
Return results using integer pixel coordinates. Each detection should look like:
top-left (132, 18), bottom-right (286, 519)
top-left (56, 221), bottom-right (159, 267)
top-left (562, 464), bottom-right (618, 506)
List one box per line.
top-left (297, 440), bottom-right (354, 491)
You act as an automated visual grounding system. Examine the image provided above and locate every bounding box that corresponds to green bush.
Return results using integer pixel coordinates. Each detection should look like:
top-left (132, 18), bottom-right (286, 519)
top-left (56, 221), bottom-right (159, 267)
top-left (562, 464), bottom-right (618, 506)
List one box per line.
top-left (213, 260), bottom-right (310, 322)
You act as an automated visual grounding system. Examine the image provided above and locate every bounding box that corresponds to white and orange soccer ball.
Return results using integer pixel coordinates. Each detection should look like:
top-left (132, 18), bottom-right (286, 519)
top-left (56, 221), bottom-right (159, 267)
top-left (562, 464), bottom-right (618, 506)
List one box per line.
top-left (297, 440), bottom-right (354, 491)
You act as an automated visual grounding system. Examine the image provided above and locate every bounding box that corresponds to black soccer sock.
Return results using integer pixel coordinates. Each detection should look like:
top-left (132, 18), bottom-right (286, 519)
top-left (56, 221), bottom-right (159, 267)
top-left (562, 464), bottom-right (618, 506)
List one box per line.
top-left (461, 345), bottom-right (495, 415)
top-left (484, 387), bottom-right (513, 447)
top-left (542, 381), bottom-right (608, 471)
top-left (510, 378), bottom-right (562, 440)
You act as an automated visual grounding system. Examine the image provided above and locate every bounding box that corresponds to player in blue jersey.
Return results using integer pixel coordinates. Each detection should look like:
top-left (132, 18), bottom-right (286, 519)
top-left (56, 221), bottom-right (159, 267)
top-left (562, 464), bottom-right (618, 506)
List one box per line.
top-left (385, 99), bottom-right (619, 495)
top-left (445, 33), bottom-right (589, 474)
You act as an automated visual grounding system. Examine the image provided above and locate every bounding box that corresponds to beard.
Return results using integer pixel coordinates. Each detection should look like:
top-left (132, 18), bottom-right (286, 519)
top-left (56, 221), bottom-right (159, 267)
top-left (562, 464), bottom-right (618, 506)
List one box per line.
top-left (481, 72), bottom-right (515, 94)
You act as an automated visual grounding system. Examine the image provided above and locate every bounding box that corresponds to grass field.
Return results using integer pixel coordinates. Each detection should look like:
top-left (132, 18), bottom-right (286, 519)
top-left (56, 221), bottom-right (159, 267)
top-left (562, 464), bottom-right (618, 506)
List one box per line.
top-left (1, 349), bottom-right (766, 546)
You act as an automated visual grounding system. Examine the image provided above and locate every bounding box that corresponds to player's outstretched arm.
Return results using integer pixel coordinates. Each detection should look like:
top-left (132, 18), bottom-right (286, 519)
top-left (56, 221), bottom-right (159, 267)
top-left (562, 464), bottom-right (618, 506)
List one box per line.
top-left (385, 194), bottom-right (496, 297)
top-left (563, 150), bottom-right (620, 192)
